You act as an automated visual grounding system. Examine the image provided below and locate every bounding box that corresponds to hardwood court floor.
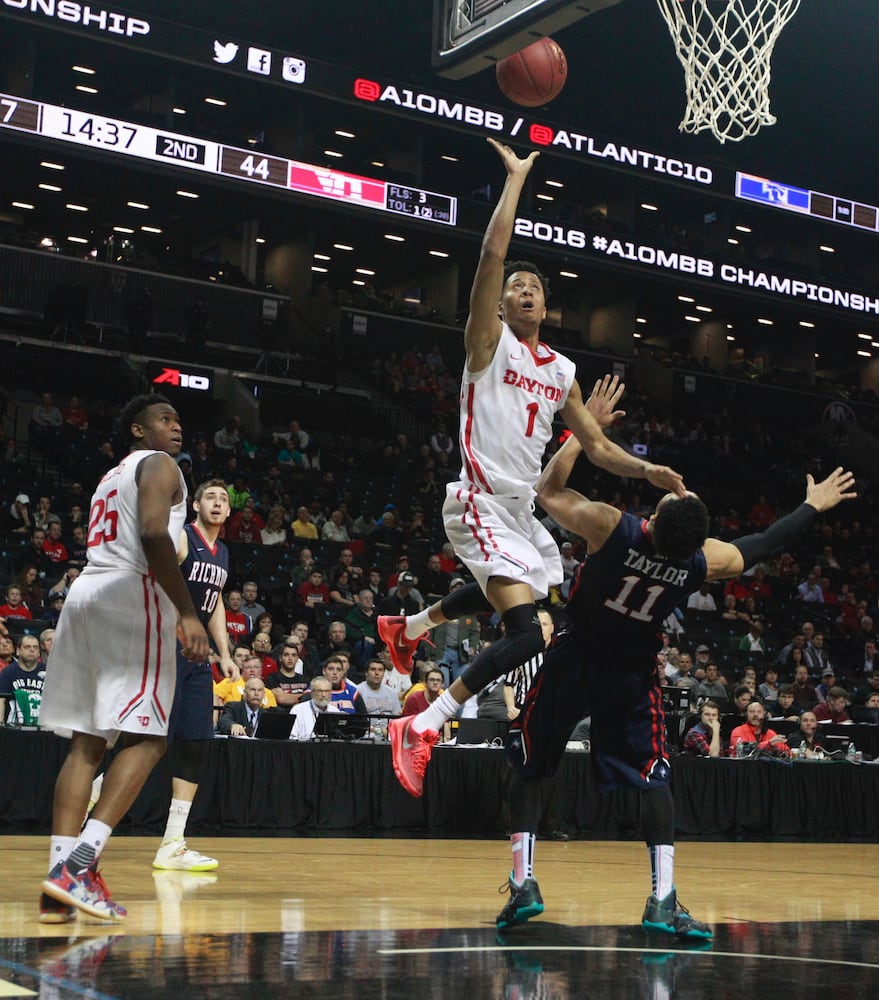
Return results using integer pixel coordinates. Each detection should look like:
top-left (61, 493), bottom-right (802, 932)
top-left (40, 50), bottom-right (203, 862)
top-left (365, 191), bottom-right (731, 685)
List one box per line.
top-left (2, 837), bottom-right (879, 999)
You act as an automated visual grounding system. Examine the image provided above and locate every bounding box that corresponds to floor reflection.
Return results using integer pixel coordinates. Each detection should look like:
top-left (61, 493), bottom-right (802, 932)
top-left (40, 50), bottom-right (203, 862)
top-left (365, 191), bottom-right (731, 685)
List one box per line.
top-left (3, 920), bottom-right (879, 1000)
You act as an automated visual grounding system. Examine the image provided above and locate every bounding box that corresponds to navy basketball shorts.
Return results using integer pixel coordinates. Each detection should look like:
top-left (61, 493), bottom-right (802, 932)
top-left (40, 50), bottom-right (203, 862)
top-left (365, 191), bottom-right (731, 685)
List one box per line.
top-left (507, 632), bottom-right (671, 792)
top-left (167, 648), bottom-right (215, 741)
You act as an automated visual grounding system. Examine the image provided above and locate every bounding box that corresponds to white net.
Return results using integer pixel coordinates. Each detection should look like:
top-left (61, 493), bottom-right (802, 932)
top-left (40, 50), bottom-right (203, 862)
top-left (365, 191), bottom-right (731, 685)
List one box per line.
top-left (655, 0), bottom-right (802, 144)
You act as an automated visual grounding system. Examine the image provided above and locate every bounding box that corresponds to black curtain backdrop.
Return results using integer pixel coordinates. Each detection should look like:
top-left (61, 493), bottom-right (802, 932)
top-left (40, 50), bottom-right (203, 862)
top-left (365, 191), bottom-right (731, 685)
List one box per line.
top-left (4, 728), bottom-right (879, 840)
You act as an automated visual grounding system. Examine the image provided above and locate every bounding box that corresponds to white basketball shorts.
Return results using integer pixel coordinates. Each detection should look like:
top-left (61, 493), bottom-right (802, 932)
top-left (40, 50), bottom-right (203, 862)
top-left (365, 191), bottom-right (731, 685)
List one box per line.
top-left (40, 569), bottom-right (178, 745)
top-left (442, 482), bottom-right (563, 600)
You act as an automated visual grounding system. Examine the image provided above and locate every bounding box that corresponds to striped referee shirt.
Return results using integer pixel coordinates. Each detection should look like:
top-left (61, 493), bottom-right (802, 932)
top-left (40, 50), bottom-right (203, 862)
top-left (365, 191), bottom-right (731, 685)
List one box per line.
top-left (505, 651), bottom-right (545, 709)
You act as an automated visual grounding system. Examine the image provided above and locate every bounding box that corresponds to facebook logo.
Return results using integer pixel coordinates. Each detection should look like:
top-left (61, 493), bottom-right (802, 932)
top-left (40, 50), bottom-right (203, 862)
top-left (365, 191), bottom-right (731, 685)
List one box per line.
top-left (247, 47), bottom-right (272, 75)
top-left (736, 172), bottom-right (810, 213)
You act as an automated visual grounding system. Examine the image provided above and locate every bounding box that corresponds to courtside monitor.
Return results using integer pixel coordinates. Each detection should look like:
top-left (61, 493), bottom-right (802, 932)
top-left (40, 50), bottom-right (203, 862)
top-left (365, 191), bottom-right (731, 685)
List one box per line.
top-left (313, 713), bottom-right (371, 740)
top-left (432, 0), bottom-right (622, 79)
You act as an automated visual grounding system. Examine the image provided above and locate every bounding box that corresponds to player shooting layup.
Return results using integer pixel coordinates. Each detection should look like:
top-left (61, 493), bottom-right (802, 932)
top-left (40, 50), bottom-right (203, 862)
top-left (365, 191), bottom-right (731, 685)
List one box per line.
top-left (379, 138), bottom-right (685, 797)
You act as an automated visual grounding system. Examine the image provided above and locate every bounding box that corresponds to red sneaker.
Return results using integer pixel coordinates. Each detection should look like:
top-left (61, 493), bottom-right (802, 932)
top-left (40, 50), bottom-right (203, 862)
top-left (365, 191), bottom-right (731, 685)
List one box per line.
top-left (39, 892), bottom-right (76, 924)
top-left (377, 615), bottom-right (429, 674)
top-left (82, 864), bottom-right (128, 919)
top-left (41, 862), bottom-right (125, 922)
top-left (389, 716), bottom-right (440, 798)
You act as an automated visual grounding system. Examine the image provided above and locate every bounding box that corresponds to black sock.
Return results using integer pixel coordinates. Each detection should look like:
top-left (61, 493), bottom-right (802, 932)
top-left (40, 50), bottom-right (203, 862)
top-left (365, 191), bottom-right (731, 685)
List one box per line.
top-left (66, 842), bottom-right (97, 875)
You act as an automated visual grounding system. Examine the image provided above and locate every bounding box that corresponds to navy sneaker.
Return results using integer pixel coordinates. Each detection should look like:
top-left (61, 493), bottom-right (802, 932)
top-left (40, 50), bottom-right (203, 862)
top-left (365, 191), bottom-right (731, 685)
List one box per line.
top-left (641, 887), bottom-right (712, 939)
top-left (496, 873), bottom-right (544, 930)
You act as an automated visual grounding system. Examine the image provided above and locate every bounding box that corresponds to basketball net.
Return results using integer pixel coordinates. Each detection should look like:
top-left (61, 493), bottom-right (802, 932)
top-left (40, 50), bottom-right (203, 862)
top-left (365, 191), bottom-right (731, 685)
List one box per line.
top-left (655, 0), bottom-right (802, 144)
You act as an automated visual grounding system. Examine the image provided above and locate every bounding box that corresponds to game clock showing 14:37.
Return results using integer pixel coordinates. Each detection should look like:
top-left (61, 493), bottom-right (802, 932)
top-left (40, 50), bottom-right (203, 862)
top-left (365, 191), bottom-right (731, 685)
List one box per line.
top-left (58, 110), bottom-right (137, 148)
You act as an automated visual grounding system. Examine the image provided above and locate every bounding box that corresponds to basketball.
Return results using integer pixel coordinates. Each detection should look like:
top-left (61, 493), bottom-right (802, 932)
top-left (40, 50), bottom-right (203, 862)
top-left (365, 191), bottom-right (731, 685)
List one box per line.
top-left (496, 37), bottom-right (568, 108)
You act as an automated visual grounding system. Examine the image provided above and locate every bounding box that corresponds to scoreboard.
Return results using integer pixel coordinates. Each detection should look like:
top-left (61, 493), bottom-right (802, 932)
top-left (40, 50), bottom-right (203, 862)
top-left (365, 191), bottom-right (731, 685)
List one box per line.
top-left (0, 92), bottom-right (457, 226)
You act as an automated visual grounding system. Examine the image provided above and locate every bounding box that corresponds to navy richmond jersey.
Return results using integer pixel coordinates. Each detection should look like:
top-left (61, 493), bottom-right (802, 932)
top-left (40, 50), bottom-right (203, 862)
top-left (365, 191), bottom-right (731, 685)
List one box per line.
top-left (567, 512), bottom-right (707, 659)
top-left (180, 522), bottom-right (229, 628)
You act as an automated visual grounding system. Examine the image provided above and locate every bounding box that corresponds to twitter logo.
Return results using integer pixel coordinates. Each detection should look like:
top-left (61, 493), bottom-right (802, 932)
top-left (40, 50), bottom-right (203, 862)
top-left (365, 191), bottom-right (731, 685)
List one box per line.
top-left (213, 41), bottom-right (239, 64)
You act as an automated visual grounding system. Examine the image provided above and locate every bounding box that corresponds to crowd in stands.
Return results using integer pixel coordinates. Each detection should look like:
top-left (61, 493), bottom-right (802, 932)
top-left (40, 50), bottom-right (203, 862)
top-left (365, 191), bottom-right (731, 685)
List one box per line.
top-left (0, 383), bottom-right (876, 748)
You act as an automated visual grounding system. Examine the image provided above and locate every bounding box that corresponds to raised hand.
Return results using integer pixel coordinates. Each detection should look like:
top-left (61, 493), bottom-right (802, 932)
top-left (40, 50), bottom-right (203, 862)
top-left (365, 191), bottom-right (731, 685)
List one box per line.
top-left (487, 137), bottom-right (539, 178)
top-left (585, 374), bottom-right (627, 430)
top-left (805, 467), bottom-right (857, 512)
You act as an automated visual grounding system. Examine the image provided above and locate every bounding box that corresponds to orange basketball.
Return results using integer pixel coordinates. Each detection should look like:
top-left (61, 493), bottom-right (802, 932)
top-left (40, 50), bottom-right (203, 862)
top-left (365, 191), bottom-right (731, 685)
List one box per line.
top-left (496, 37), bottom-right (568, 108)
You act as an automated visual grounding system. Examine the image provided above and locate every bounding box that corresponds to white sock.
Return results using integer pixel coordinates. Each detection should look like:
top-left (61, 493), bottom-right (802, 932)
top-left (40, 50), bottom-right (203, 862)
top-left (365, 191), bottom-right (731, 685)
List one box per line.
top-left (511, 832), bottom-right (536, 884)
top-left (49, 835), bottom-right (77, 873)
top-left (412, 689), bottom-right (460, 734)
top-left (405, 610), bottom-right (435, 640)
top-left (66, 818), bottom-right (112, 872)
top-left (162, 798), bottom-right (192, 844)
top-left (79, 818), bottom-right (112, 855)
top-left (649, 844), bottom-right (675, 899)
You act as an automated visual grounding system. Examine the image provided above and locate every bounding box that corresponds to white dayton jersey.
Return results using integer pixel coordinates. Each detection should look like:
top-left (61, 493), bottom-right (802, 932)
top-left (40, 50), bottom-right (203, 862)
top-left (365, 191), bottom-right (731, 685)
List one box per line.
top-left (458, 322), bottom-right (576, 500)
top-left (41, 449), bottom-right (188, 741)
top-left (86, 450), bottom-right (187, 573)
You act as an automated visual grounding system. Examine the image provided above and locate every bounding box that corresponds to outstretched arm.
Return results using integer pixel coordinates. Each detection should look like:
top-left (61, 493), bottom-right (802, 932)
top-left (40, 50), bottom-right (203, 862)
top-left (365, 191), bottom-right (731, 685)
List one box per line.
top-left (560, 378), bottom-right (686, 497)
top-left (703, 467), bottom-right (857, 581)
top-left (464, 139), bottom-right (540, 371)
top-left (535, 432), bottom-right (621, 551)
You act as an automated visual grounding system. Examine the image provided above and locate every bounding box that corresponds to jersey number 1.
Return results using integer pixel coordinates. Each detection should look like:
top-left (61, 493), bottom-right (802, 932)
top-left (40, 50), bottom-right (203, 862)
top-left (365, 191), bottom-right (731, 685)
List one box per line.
top-left (524, 402), bottom-right (538, 437)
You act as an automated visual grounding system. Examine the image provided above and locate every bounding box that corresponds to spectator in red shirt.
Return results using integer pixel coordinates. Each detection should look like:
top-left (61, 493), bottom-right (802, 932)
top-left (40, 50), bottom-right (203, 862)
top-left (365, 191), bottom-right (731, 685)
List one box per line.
top-left (403, 665), bottom-right (445, 717)
top-left (296, 569), bottom-right (331, 613)
top-left (748, 495), bottom-right (775, 529)
top-left (387, 553), bottom-right (411, 591)
top-left (213, 643), bottom-right (251, 684)
top-left (724, 576), bottom-right (750, 603)
top-left (251, 632), bottom-right (279, 678)
top-left (225, 505), bottom-right (261, 544)
top-left (729, 701), bottom-right (790, 757)
top-left (835, 589), bottom-right (861, 635)
top-left (224, 590), bottom-right (250, 647)
top-left (41, 520), bottom-right (68, 566)
top-left (813, 687), bottom-right (851, 724)
top-left (819, 576), bottom-right (838, 605)
top-left (746, 568), bottom-right (773, 601)
top-left (437, 542), bottom-right (463, 576)
top-left (229, 497), bottom-right (265, 532)
top-left (0, 585), bottom-right (33, 621)
top-left (61, 395), bottom-right (88, 431)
